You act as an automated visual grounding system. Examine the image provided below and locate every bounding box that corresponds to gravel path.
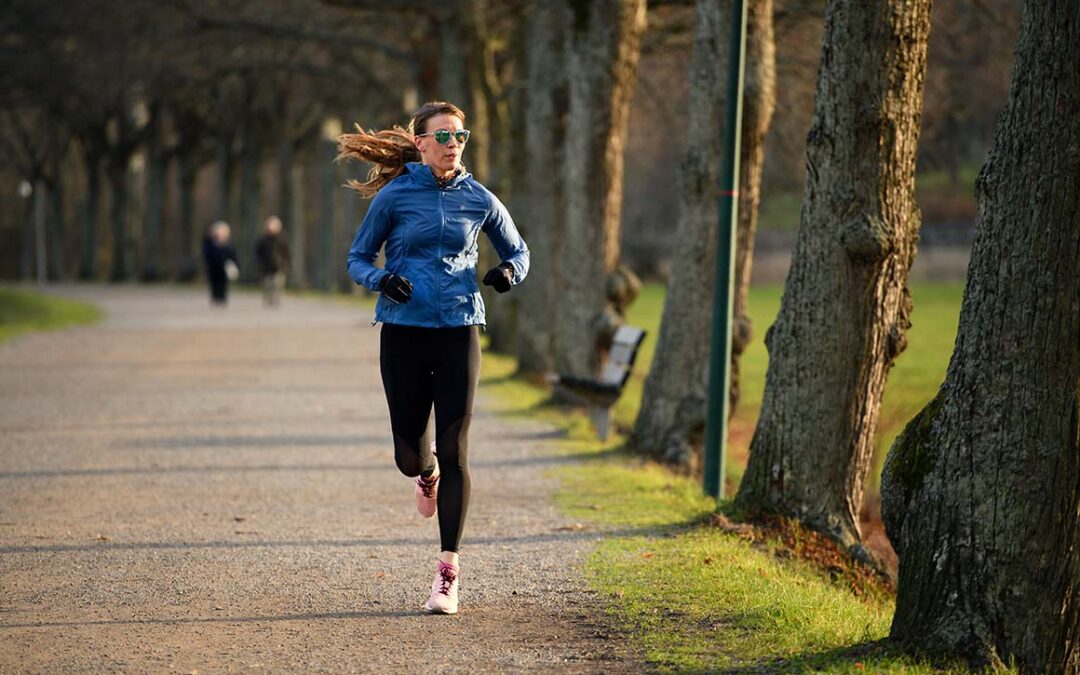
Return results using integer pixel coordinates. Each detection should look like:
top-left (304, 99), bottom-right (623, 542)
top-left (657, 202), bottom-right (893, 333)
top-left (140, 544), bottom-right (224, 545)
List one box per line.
top-left (0, 285), bottom-right (639, 674)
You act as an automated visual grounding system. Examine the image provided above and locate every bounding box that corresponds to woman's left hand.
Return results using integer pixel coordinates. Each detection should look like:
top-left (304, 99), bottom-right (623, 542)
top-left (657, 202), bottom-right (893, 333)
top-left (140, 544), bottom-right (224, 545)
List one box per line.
top-left (482, 263), bottom-right (514, 294)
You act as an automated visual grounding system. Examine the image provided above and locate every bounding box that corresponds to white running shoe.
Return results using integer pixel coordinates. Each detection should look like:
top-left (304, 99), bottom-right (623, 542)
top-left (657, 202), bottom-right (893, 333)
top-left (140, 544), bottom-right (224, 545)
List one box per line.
top-left (424, 560), bottom-right (459, 615)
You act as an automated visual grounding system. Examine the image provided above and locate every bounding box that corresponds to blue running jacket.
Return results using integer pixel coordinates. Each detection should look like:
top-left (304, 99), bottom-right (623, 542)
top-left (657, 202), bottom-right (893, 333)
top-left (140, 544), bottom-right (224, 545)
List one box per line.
top-left (346, 162), bottom-right (530, 328)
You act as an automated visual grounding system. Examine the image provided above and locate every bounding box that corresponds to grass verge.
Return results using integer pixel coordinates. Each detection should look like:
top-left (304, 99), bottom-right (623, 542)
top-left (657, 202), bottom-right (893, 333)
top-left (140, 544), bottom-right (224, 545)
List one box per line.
top-left (0, 287), bottom-right (102, 343)
top-left (478, 347), bottom-right (983, 673)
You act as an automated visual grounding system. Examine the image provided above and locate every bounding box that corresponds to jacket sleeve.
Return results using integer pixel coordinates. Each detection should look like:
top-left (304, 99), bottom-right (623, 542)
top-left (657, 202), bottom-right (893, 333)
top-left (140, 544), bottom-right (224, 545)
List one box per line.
top-left (481, 194), bottom-right (530, 285)
top-left (346, 191), bottom-right (393, 291)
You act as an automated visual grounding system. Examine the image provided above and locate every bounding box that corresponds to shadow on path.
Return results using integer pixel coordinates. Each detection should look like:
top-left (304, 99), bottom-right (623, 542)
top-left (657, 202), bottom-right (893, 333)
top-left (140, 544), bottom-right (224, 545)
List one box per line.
top-left (0, 609), bottom-right (419, 630)
top-left (0, 524), bottom-right (670, 555)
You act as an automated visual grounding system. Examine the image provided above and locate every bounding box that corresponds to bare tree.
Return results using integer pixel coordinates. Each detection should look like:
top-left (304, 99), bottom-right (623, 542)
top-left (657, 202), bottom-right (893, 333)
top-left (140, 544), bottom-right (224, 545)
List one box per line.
top-left (881, 2), bottom-right (1080, 671)
top-left (633, 0), bottom-right (777, 467)
top-left (730, 0), bottom-right (776, 412)
top-left (556, 0), bottom-right (647, 378)
top-left (631, 0), bottom-right (727, 467)
top-left (515, 0), bottom-right (566, 374)
top-left (735, 0), bottom-right (933, 549)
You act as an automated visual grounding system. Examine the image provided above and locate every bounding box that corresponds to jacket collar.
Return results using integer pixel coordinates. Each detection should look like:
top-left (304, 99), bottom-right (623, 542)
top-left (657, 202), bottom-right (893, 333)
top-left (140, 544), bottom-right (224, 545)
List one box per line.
top-left (405, 162), bottom-right (470, 189)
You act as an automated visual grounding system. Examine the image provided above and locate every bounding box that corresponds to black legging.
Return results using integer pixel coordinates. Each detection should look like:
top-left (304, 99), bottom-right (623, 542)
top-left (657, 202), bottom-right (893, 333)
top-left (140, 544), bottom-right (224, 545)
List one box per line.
top-left (379, 323), bottom-right (480, 553)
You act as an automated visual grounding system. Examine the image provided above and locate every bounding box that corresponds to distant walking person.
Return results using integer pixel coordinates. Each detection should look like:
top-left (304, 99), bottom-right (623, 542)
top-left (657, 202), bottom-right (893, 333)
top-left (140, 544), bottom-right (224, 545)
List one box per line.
top-left (203, 221), bottom-right (239, 307)
top-left (255, 215), bottom-right (291, 307)
top-left (338, 101), bottom-right (529, 615)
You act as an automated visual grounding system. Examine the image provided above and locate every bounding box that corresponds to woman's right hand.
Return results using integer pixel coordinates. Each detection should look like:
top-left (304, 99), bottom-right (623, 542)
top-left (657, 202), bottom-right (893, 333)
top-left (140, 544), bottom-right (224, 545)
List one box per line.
top-left (379, 273), bottom-right (414, 304)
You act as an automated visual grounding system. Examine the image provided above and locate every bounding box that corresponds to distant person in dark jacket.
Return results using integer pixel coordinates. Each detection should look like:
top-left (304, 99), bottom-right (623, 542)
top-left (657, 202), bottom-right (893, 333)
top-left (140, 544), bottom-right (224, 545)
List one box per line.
top-left (203, 221), bottom-right (239, 306)
top-left (254, 215), bottom-right (290, 307)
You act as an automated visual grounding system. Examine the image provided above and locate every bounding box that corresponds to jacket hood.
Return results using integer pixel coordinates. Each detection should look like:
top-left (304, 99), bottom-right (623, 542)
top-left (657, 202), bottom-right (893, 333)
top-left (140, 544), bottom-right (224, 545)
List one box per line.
top-left (404, 162), bottom-right (471, 189)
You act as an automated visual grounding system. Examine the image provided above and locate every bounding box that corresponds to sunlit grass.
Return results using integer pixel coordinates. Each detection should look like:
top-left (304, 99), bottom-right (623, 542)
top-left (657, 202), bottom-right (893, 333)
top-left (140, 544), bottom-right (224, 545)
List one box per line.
top-left (476, 279), bottom-right (985, 671)
top-left (616, 281), bottom-right (962, 496)
top-left (476, 349), bottom-right (976, 672)
top-left (0, 288), bottom-right (102, 343)
top-left (757, 165), bottom-right (979, 231)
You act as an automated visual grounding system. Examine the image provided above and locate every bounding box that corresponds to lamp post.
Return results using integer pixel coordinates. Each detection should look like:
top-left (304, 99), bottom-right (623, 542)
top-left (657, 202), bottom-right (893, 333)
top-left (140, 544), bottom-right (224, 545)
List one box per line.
top-left (703, 0), bottom-right (749, 500)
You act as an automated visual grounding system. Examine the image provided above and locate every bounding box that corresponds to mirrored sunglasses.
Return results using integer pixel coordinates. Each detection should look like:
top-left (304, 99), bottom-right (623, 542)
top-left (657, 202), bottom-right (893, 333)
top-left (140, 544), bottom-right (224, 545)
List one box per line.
top-left (418, 128), bottom-right (471, 145)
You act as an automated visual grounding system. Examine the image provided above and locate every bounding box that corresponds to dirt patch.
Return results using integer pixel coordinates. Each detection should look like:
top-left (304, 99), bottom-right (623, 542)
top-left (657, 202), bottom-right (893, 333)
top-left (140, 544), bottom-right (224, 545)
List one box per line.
top-left (710, 512), bottom-right (896, 601)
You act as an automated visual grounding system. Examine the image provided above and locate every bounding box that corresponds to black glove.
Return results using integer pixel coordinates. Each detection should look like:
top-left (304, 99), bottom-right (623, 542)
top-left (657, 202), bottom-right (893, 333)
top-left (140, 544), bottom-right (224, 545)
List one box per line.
top-left (482, 263), bottom-right (514, 294)
top-left (379, 273), bottom-right (413, 304)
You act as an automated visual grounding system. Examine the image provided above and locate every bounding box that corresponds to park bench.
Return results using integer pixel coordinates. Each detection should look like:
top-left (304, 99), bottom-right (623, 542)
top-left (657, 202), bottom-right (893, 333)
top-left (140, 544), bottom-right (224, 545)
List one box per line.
top-left (553, 324), bottom-right (647, 441)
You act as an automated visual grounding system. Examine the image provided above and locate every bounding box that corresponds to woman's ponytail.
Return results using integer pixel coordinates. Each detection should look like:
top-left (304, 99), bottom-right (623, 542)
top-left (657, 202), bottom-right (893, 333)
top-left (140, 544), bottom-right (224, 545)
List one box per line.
top-left (337, 101), bottom-right (466, 198)
top-left (336, 125), bottom-right (420, 198)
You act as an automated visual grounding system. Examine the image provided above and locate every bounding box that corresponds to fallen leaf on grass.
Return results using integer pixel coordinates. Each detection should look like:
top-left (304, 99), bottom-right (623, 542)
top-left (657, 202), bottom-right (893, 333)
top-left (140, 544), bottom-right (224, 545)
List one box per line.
top-left (555, 523), bottom-right (588, 531)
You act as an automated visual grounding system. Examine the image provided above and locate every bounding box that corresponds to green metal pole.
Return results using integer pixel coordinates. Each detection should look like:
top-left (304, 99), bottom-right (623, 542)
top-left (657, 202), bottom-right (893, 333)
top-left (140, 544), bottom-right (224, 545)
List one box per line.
top-left (703, 0), bottom-right (749, 500)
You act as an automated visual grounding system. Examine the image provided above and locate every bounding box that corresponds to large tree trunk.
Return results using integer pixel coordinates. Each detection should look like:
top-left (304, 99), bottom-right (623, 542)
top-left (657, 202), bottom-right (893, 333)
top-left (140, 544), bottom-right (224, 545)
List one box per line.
top-left (289, 162), bottom-right (307, 289)
top-left (237, 107), bottom-right (261, 283)
top-left (881, 2), bottom-right (1080, 671)
top-left (47, 177), bottom-right (66, 280)
top-left (555, 0), bottom-right (647, 377)
top-left (142, 102), bottom-right (166, 281)
top-left (735, 0), bottom-right (933, 548)
top-left (318, 137), bottom-right (337, 292)
top-left (20, 180), bottom-right (35, 280)
top-left (631, 0), bottom-right (728, 467)
top-left (176, 151), bottom-right (198, 281)
top-left (277, 125), bottom-right (294, 250)
top-left (106, 154), bottom-right (130, 281)
top-left (730, 0), bottom-right (777, 413)
top-left (516, 0), bottom-right (565, 374)
top-left (479, 39), bottom-right (518, 352)
top-left (79, 146), bottom-right (103, 279)
top-left (216, 134), bottom-right (236, 225)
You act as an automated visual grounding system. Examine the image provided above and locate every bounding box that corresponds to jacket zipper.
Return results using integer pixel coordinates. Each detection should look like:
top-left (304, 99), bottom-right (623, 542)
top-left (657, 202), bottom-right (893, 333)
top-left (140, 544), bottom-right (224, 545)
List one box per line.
top-left (436, 187), bottom-right (446, 328)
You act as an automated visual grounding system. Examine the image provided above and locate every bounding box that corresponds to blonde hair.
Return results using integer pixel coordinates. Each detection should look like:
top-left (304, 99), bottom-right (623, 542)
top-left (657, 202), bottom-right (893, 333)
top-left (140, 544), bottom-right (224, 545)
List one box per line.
top-left (337, 101), bottom-right (466, 198)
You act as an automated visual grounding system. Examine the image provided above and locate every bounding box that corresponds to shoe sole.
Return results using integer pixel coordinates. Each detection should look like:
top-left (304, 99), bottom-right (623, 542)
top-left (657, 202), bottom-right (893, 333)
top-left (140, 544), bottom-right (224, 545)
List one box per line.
top-left (423, 602), bottom-right (458, 615)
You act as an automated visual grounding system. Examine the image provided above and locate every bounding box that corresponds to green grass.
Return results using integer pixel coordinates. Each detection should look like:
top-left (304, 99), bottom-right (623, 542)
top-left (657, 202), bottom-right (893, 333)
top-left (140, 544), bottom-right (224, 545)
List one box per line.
top-left (477, 356), bottom-right (971, 672)
top-left (612, 281), bottom-right (962, 497)
top-left (0, 288), bottom-right (102, 343)
top-left (476, 280), bottom-right (978, 672)
top-left (556, 452), bottom-right (984, 672)
top-left (757, 166), bottom-right (979, 231)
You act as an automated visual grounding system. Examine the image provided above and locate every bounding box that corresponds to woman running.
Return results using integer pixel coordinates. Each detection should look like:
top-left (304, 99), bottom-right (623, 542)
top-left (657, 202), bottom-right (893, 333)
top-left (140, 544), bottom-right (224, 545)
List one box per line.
top-left (338, 101), bottom-right (529, 615)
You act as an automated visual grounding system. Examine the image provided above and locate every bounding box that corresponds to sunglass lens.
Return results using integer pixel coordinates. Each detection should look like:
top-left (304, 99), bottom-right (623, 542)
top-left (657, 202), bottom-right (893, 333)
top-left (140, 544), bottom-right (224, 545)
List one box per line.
top-left (455, 130), bottom-right (470, 144)
top-left (433, 129), bottom-right (451, 144)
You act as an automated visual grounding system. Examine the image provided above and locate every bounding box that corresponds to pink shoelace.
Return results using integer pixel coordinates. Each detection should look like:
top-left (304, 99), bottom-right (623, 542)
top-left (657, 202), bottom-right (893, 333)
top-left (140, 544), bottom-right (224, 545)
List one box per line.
top-left (436, 564), bottom-right (457, 596)
top-left (417, 474), bottom-right (438, 499)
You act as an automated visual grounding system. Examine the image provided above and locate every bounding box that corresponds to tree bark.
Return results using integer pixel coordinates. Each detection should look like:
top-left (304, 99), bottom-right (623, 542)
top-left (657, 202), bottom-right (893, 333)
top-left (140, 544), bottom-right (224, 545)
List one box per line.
top-left (289, 162), bottom-right (307, 289)
top-left (556, 0), bottom-right (647, 377)
top-left (142, 101), bottom-right (166, 281)
top-left (47, 177), bottom-right (66, 280)
top-left (216, 134), bottom-right (236, 225)
top-left (176, 151), bottom-right (198, 281)
top-left (730, 0), bottom-right (777, 413)
top-left (20, 180), bottom-right (35, 280)
top-left (482, 13), bottom-right (520, 356)
top-left (631, 0), bottom-right (728, 468)
top-left (106, 154), bottom-right (130, 281)
top-left (881, 2), bottom-right (1080, 671)
top-left (237, 104), bottom-right (261, 283)
top-left (79, 145), bottom-right (103, 279)
top-left (735, 0), bottom-right (933, 548)
top-left (516, 0), bottom-right (565, 374)
top-left (318, 137), bottom-right (337, 291)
